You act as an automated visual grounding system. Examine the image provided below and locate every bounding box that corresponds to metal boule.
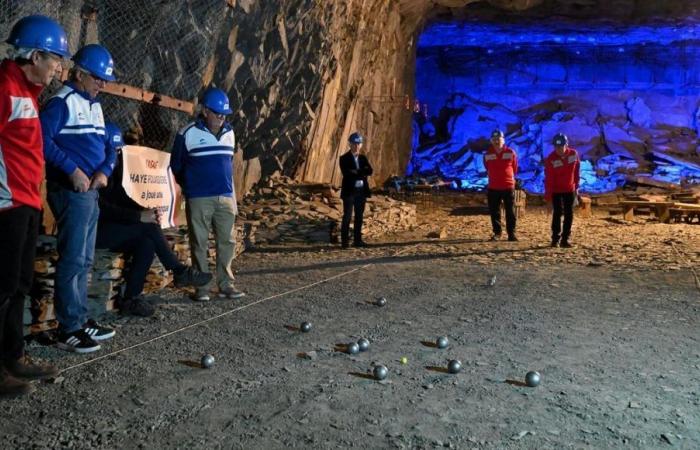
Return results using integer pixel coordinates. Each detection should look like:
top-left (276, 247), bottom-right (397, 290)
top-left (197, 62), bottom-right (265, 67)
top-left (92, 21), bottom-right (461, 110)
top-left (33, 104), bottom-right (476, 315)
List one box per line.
top-left (373, 364), bottom-right (388, 380)
top-left (357, 338), bottom-right (370, 352)
top-left (300, 321), bottom-right (312, 333)
top-left (347, 342), bottom-right (360, 354)
top-left (201, 354), bottom-right (215, 369)
top-left (525, 371), bottom-right (541, 387)
top-left (375, 297), bottom-right (387, 307)
top-left (436, 336), bottom-right (449, 349)
top-left (447, 359), bottom-right (462, 374)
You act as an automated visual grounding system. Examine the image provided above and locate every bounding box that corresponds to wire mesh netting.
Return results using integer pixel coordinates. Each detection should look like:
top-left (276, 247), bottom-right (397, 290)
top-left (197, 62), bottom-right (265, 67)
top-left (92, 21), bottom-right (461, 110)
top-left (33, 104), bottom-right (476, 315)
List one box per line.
top-left (1, 0), bottom-right (229, 149)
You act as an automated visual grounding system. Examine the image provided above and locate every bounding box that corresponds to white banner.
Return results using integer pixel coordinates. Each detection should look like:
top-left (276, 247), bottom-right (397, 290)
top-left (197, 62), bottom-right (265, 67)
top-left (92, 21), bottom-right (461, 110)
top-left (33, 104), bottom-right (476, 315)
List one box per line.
top-left (120, 145), bottom-right (181, 228)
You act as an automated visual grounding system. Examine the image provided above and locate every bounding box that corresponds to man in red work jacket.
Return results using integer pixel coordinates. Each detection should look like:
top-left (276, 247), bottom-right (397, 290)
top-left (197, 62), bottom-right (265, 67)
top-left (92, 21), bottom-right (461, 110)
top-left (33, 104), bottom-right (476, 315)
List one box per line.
top-left (484, 129), bottom-right (519, 241)
top-left (544, 133), bottom-right (580, 248)
top-left (0, 15), bottom-right (71, 397)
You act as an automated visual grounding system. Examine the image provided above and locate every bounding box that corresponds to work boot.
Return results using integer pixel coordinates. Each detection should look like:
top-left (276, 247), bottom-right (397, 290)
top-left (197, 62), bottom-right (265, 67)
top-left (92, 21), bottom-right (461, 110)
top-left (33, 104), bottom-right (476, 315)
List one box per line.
top-left (116, 295), bottom-right (155, 317)
top-left (551, 240), bottom-right (559, 248)
top-left (0, 368), bottom-right (35, 398)
top-left (352, 241), bottom-right (368, 248)
top-left (507, 234), bottom-right (519, 242)
top-left (173, 266), bottom-right (212, 288)
top-left (218, 284), bottom-right (245, 299)
top-left (560, 240), bottom-right (573, 248)
top-left (5, 355), bottom-right (59, 381)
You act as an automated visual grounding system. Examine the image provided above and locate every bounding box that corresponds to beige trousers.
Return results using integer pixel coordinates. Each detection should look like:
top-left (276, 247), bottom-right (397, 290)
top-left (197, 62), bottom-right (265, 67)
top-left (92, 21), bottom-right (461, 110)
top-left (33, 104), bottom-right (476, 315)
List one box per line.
top-left (185, 195), bottom-right (236, 290)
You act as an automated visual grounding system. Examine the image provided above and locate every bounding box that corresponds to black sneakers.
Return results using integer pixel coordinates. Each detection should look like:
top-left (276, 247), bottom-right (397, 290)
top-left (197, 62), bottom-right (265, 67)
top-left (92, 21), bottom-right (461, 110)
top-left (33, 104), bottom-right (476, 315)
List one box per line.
top-left (83, 319), bottom-right (115, 341)
top-left (56, 329), bottom-right (101, 353)
top-left (116, 296), bottom-right (155, 317)
top-left (173, 266), bottom-right (212, 288)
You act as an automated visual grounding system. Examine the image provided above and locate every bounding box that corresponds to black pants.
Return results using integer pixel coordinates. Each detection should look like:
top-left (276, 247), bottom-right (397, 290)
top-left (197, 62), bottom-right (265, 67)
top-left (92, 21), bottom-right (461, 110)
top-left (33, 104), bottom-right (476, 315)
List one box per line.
top-left (341, 193), bottom-right (367, 245)
top-left (551, 192), bottom-right (575, 242)
top-left (96, 221), bottom-right (184, 299)
top-left (0, 206), bottom-right (39, 361)
top-left (487, 189), bottom-right (516, 237)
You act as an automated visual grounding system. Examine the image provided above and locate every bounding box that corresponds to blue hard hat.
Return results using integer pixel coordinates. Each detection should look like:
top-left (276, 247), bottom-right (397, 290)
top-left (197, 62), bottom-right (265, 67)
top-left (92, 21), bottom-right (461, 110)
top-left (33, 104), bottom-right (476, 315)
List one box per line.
top-left (6, 15), bottom-right (71, 58)
top-left (491, 129), bottom-right (504, 138)
top-left (553, 133), bottom-right (569, 146)
top-left (202, 87), bottom-right (232, 115)
top-left (73, 44), bottom-right (115, 81)
top-left (348, 132), bottom-right (363, 144)
top-left (105, 122), bottom-right (124, 149)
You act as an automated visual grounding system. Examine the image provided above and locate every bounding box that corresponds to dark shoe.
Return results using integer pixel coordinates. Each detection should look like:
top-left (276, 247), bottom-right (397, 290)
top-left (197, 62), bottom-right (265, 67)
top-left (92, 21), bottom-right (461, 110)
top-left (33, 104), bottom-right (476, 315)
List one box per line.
top-left (116, 296), bottom-right (155, 317)
top-left (5, 355), bottom-right (59, 381)
top-left (83, 319), bottom-right (115, 341)
top-left (551, 240), bottom-right (559, 248)
top-left (192, 288), bottom-right (211, 302)
top-left (173, 266), bottom-right (213, 288)
top-left (560, 241), bottom-right (573, 248)
top-left (56, 329), bottom-right (101, 353)
top-left (507, 235), bottom-right (519, 242)
top-left (218, 284), bottom-right (246, 299)
top-left (352, 241), bottom-right (368, 248)
top-left (0, 369), bottom-right (35, 398)
top-left (490, 234), bottom-right (502, 241)
top-left (341, 242), bottom-right (349, 249)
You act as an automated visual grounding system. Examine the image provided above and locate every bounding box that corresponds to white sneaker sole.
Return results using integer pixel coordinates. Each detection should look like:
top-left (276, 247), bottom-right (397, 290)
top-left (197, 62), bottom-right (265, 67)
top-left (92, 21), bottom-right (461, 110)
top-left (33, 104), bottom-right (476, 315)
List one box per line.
top-left (218, 292), bottom-right (245, 299)
top-left (56, 342), bottom-right (101, 353)
top-left (86, 330), bottom-right (116, 341)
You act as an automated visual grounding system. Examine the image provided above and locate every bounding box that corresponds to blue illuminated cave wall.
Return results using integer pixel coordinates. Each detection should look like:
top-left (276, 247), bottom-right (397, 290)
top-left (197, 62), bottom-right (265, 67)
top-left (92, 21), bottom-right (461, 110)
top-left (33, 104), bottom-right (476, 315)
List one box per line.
top-left (409, 21), bottom-right (700, 193)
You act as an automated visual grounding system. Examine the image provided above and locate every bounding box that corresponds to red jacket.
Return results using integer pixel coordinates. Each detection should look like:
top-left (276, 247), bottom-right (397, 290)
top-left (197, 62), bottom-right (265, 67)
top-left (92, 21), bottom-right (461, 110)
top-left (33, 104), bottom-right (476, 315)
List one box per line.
top-left (0, 60), bottom-right (45, 211)
top-left (484, 145), bottom-right (518, 190)
top-left (544, 147), bottom-right (580, 200)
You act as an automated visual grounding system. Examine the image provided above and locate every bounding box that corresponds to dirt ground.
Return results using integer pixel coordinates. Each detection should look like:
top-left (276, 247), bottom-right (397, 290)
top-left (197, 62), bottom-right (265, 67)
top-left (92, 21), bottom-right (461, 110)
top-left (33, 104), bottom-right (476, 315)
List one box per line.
top-left (1, 205), bottom-right (699, 449)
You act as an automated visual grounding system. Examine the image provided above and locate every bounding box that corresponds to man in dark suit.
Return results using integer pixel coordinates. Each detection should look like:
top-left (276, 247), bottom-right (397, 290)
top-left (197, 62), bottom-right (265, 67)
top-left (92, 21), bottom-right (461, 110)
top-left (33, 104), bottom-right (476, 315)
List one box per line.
top-left (339, 132), bottom-right (373, 248)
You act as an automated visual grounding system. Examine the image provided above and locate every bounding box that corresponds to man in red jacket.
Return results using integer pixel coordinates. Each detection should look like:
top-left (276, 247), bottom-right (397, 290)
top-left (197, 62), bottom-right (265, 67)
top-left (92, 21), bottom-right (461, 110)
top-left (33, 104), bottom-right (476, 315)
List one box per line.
top-left (544, 133), bottom-right (580, 248)
top-left (0, 15), bottom-right (71, 397)
top-left (484, 129), bottom-right (519, 241)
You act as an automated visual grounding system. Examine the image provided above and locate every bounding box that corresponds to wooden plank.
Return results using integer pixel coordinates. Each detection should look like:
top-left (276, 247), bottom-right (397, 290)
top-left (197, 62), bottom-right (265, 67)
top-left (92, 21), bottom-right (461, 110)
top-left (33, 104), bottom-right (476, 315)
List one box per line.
top-left (619, 201), bottom-right (675, 206)
top-left (673, 202), bottom-right (700, 211)
top-left (622, 204), bottom-right (635, 221)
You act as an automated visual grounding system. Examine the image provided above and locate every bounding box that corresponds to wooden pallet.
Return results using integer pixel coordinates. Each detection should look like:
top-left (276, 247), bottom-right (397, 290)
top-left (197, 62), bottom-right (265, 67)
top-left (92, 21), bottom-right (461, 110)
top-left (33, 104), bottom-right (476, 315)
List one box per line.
top-left (619, 201), bottom-right (675, 222)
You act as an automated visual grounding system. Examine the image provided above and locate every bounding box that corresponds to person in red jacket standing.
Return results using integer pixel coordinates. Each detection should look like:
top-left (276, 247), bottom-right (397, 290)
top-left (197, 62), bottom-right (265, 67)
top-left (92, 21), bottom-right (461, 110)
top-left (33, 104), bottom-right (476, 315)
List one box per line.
top-left (544, 133), bottom-right (580, 248)
top-left (0, 15), bottom-right (71, 397)
top-left (484, 129), bottom-right (519, 241)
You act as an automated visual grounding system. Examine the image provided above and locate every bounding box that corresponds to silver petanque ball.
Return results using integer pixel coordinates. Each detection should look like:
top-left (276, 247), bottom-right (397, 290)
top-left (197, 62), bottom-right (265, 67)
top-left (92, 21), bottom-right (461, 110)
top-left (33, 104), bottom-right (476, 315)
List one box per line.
top-left (525, 371), bottom-right (541, 387)
top-left (373, 364), bottom-right (389, 380)
top-left (357, 338), bottom-right (370, 352)
top-left (300, 321), bottom-right (312, 333)
top-left (436, 336), bottom-right (449, 349)
top-left (347, 342), bottom-right (360, 354)
top-left (375, 297), bottom-right (387, 307)
top-left (447, 359), bottom-right (462, 374)
top-left (201, 354), bottom-right (215, 369)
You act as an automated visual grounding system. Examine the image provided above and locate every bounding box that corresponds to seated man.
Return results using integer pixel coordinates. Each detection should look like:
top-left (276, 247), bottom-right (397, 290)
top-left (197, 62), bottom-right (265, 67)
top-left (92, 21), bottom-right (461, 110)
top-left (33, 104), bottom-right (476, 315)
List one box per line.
top-left (96, 123), bottom-right (212, 316)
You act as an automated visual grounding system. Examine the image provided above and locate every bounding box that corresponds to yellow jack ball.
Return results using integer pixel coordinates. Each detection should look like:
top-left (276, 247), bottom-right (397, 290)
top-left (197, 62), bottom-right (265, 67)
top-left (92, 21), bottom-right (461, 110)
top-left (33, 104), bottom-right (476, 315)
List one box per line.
top-left (400, 357), bottom-right (408, 364)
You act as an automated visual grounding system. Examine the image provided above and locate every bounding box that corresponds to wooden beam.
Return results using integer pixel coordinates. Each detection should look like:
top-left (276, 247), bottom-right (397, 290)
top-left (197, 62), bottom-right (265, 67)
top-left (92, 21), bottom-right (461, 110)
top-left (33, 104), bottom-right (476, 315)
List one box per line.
top-left (101, 82), bottom-right (195, 114)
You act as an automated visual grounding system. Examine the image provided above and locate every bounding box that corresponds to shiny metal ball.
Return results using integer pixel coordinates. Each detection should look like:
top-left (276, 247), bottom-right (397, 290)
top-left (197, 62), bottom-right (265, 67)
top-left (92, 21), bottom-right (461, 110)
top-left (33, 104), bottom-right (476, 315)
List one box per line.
top-left (373, 364), bottom-right (388, 380)
top-left (525, 371), bottom-right (541, 387)
top-left (375, 297), bottom-right (387, 307)
top-left (300, 321), bottom-right (312, 332)
top-left (201, 354), bottom-right (215, 369)
top-left (357, 338), bottom-right (370, 352)
top-left (347, 342), bottom-right (360, 354)
top-left (436, 336), bottom-right (449, 349)
top-left (447, 359), bottom-right (462, 374)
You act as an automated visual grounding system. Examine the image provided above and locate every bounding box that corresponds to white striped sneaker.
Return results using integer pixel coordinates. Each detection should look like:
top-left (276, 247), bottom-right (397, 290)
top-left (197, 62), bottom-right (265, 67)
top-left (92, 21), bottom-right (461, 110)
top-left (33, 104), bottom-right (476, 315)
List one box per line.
top-left (83, 319), bottom-right (116, 341)
top-left (56, 329), bottom-right (101, 353)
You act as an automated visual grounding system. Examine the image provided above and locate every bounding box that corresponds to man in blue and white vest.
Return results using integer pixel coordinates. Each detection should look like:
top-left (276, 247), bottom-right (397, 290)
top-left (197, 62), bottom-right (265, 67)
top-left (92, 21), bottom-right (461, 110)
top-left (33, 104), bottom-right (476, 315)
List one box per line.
top-left (171, 87), bottom-right (245, 302)
top-left (41, 44), bottom-right (117, 353)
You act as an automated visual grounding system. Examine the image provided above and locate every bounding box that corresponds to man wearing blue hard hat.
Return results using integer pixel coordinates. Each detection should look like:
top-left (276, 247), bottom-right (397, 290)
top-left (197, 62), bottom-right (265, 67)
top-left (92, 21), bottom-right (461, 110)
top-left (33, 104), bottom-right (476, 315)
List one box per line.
top-left (0, 14), bottom-right (70, 397)
top-left (339, 132), bottom-right (373, 248)
top-left (170, 87), bottom-right (245, 302)
top-left (40, 43), bottom-right (118, 353)
top-left (96, 123), bottom-right (212, 316)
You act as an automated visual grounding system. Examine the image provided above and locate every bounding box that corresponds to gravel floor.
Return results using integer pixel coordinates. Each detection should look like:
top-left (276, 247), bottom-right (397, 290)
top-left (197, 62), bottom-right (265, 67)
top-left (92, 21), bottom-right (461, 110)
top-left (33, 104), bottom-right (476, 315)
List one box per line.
top-left (1, 206), bottom-right (698, 449)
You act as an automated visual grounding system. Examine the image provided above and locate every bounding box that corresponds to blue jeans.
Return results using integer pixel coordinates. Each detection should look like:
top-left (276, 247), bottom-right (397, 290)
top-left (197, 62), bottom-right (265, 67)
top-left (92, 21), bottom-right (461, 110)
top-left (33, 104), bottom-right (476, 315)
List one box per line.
top-left (47, 184), bottom-right (99, 333)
